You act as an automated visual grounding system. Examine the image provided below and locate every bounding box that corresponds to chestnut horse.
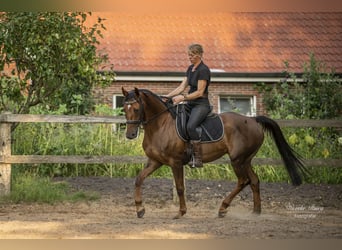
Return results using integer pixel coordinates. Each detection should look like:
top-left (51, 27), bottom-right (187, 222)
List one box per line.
top-left (122, 87), bottom-right (306, 219)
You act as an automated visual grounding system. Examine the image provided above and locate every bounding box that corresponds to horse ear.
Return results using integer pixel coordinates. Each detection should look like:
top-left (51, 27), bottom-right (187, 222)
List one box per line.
top-left (134, 87), bottom-right (140, 99)
top-left (122, 87), bottom-right (128, 97)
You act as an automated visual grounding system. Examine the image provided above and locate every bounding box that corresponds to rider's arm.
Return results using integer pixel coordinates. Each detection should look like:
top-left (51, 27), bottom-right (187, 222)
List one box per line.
top-left (183, 80), bottom-right (206, 101)
top-left (173, 80), bottom-right (206, 104)
top-left (165, 77), bottom-right (188, 98)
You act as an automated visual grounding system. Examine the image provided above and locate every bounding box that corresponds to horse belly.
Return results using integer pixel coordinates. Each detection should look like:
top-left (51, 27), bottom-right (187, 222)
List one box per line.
top-left (202, 141), bottom-right (228, 163)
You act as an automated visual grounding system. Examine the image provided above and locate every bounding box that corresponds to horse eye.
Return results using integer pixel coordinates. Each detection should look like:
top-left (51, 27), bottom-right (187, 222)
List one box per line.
top-left (134, 109), bottom-right (139, 113)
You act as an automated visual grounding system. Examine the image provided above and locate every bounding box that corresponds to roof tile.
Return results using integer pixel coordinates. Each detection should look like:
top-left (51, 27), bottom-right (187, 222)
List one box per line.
top-left (88, 12), bottom-right (342, 73)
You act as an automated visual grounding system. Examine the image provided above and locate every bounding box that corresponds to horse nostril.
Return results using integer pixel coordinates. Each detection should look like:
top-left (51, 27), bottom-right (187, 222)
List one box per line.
top-left (126, 131), bottom-right (137, 139)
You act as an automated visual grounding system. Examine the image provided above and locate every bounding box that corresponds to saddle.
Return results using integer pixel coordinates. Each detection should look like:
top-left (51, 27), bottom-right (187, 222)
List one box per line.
top-left (175, 103), bottom-right (224, 143)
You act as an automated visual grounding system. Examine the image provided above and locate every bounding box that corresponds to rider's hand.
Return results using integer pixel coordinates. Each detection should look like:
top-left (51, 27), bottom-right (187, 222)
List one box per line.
top-left (172, 95), bottom-right (185, 104)
top-left (160, 96), bottom-right (171, 103)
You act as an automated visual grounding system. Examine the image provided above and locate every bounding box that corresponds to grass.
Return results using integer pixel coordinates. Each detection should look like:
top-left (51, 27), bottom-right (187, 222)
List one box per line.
top-left (0, 175), bottom-right (99, 204)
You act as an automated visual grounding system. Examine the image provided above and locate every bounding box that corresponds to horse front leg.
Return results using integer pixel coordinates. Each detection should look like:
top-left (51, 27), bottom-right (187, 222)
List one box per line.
top-left (171, 165), bottom-right (187, 219)
top-left (134, 159), bottom-right (162, 218)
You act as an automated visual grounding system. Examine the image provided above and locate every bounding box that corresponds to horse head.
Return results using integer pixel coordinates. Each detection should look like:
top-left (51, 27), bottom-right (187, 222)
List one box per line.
top-left (122, 87), bottom-right (144, 139)
top-left (122, 87), bottom-right (173, 139)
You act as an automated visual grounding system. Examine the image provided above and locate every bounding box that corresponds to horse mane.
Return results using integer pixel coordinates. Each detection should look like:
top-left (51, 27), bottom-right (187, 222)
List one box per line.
top-left (123, 88), bottom-right (159, 102)
top-left (140, 89), bottom-right (163, 101)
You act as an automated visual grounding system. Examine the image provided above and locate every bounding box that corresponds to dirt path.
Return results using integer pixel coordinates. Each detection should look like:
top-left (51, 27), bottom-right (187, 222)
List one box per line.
top-left (0, 177), bottom-right (341, 239)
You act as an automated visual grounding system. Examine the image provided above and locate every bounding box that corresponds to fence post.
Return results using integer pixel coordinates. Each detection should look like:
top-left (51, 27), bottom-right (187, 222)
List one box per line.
top-left (0, 114), bottom-right (11, 196)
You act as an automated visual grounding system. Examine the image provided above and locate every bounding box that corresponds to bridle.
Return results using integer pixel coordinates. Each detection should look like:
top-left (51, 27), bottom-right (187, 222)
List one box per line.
top-left (124, 95), bottom-right (172, 126)
top-left (124, 97), bottom-right (145, 125)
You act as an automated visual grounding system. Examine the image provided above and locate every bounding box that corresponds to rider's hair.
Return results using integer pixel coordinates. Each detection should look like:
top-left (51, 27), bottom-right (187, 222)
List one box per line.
top-left (188, 44), bottom-right (204, 56)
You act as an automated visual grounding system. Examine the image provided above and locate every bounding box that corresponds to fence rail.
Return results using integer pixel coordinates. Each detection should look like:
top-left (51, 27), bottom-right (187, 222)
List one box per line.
top-left (1, 155), bottom-right (341, 167)
top-left (1, 113), bottom-right (341, 127)
top-left (1, 114), bottom-right (342, 195)
top-left (0, 113), bottom-right (126, 124)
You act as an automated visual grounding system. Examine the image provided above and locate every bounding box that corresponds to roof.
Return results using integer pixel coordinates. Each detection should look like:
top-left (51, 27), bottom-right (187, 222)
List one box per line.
top-left (90, 12), bottom-right (342, 73)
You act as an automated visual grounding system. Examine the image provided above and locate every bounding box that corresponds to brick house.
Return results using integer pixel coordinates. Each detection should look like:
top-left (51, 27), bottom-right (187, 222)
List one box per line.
top-left (90, 12), bottom-right (342, 115)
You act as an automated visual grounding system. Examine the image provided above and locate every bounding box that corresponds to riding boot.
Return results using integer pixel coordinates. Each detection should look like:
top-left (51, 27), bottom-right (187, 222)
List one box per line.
top-left (190, 140), bottom-right (203, 168)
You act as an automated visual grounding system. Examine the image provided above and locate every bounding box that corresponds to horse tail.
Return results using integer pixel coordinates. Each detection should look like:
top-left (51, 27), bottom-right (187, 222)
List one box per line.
top-left (255, 116), bottom-right (307, 186)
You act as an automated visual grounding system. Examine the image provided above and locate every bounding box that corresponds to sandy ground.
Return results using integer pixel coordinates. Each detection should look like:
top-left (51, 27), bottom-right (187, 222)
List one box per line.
top-left (0, 177), bottom-right (341, 239)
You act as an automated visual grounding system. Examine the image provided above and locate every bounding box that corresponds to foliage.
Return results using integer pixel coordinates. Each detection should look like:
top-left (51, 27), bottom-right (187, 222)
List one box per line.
top-left (255, 54), bottom-right (341, 119)
top-left (12, 104), bottom-right (144, 177)
top-left (254, 54), bottom-right (342, 183)
top-left (254, 129), bottom-right (342, 184)
top-left (12, 119), bottom-right (341, 184)
top-left (0, 12), bottom-right (115, 117)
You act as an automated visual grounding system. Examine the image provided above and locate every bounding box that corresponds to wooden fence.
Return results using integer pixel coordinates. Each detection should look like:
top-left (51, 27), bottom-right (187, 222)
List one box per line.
top-left (0, 113), bottom-right (341, 195)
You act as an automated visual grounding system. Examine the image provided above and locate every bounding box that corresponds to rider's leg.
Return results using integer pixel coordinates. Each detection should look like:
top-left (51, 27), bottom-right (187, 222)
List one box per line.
top-left (186, 105), bottom-right (210, 167)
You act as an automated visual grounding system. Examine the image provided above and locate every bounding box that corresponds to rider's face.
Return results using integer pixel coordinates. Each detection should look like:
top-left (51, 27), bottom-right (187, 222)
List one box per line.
top-left (188, 51), bottom-right (201, 65)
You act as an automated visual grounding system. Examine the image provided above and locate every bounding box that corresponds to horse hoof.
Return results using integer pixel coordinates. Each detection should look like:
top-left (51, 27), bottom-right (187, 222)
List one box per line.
top-left (173, 210), bottom-right (186, 219)
top-left (173, 213), bottom-right (182, 219)
top-left (137, 208), bottom-right (145, 218)
top-left (218, 210), bottom-right (227, 218)
top-left (252, 209), bottom-right (261, 215)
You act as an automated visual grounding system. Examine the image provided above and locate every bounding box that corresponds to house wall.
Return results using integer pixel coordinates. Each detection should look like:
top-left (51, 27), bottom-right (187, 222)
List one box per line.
top-left (93, 80), bottom-right (267, 115)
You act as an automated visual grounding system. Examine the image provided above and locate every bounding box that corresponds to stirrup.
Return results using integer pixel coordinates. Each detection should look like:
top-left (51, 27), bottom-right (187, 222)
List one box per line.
top-left (187, 155), bottom-right (196, 168)
top-left (188, 155), bottom-right (203, 168)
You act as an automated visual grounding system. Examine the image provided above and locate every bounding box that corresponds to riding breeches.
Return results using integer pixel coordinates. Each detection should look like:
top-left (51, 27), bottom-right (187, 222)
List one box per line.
top-left (186, 103), bottom-right (211, 140)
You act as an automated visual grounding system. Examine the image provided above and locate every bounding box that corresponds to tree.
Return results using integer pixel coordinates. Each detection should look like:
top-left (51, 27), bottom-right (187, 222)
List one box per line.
top-left (256, 54), bottom-right (342, 119)
top-left (0, 12), bottom-right (114, 116)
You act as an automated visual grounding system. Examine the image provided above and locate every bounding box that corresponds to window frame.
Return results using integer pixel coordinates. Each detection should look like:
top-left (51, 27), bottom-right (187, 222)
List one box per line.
top-left (218, 95), bottom-right (256, 116)
top-left (113, 94), bottom-right (124, 110)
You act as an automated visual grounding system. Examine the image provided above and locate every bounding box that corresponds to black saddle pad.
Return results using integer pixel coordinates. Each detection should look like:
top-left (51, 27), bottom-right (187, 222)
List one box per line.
top-left (175, 104), bottom-right (224, 143)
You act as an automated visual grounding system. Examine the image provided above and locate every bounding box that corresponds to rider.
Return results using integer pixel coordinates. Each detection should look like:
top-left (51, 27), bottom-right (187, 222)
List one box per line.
top-left (165, 44), bottom-right (211, 168)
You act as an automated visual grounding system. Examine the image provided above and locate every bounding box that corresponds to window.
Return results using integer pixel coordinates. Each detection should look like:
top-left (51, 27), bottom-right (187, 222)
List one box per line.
top-left (219, 96), bottom-right (256, 116)
top-left (113, 95), bottom-right (124, 110)
top-left (112, 95), bottom-right (125, 131)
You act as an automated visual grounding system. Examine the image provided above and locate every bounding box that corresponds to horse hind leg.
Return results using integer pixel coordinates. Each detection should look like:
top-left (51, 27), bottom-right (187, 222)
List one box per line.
top-left (218, 159), bottom-right (261, 217)
top-left (218, 160), bottom-right (250, 218)
top-left (247, 164), bottom-right (261, 214)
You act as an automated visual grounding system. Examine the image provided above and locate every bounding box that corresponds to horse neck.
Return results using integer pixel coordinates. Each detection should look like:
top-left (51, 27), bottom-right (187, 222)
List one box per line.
top-left (141, 94), bottom-right (169, 121)
top-left (140, 93), bottom-right (177, 151)
top-left (140, 94), bottom-right (173, 133)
